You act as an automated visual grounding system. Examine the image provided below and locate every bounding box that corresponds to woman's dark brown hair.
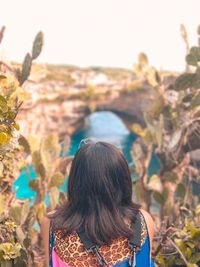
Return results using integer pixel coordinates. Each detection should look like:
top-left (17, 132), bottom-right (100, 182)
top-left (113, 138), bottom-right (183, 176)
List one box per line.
top-left (50, 141), bottom-right (140, 245)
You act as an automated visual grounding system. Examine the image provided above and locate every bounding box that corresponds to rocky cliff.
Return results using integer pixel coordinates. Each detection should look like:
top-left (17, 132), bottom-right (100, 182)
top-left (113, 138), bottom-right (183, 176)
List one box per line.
top-left (17, 64), bottom-right (160, 139)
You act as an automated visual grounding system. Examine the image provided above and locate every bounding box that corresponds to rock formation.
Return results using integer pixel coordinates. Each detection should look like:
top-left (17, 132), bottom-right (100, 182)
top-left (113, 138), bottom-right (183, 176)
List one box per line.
top-left (17, 64), bottom-right (159, 139)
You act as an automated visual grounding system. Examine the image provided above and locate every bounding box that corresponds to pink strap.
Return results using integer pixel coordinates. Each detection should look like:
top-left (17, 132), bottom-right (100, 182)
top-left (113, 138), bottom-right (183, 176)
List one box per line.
top-left (52, 249), bottom-right (72, 267)
top-left (52, 249), bottom-right (113, 267)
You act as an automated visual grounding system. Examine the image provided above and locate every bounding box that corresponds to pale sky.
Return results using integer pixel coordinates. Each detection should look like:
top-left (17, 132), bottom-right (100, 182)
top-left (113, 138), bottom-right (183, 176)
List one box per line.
top-left (0, 0), bottom-right (199, 71)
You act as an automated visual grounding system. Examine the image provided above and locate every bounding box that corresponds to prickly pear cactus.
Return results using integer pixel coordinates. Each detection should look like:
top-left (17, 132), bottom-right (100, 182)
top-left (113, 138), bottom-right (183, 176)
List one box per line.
top-left (17, 31), bottom-right (44, 86)
top-left (0, 29), bottom-right (44, 267)
top-left (31, 31), bottom-right (43, 60)
top-left (27, 133), bottom-right (65, 210)
top-left (174, 73), bottom-right (196, 90)
top-left (131, 25), bottom-right (200, 267)
top-left (175, 25), bottom-right (200, 91)
top-left (18, 53), bottom-right (32, 86)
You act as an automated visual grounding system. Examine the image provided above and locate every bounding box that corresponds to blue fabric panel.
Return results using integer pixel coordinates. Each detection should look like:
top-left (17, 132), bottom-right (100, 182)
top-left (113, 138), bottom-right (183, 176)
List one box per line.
top-left (113, 258), bottom-right (130, 267)
top-left (50, 228), bottom-right (55, 267)
top-left (113, 236), bottom-right (154, 267)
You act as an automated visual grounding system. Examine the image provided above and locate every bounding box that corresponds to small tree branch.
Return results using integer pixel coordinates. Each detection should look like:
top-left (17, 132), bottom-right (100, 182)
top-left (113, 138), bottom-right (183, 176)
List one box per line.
top-left (167, 237), bottom-right (189, 266)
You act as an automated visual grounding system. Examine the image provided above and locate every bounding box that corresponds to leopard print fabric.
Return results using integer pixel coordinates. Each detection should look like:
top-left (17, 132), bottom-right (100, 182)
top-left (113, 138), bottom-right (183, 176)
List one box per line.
top-left (54, 213), bottom-right (147, 267)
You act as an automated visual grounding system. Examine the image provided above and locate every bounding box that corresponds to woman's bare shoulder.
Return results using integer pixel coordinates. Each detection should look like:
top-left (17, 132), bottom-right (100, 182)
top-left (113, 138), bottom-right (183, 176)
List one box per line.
top-left (139, 209), bottom-right (155, 250)
top-left (41, 210), bottom-right (56, 231)
top-left (140, 210), bottom-right (155, 230)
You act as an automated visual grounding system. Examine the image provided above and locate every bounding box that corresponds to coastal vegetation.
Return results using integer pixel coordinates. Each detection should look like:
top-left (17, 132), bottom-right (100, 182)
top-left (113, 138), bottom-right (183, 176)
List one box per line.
top-left (0, 25), bottom-right (200, 267)
top-left (131, 35), bottom-right (200, 265)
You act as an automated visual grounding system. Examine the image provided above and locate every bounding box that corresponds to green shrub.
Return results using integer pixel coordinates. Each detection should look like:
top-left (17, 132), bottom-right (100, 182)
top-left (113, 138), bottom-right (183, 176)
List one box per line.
top-left (131, 26), bottom-right (200, 266)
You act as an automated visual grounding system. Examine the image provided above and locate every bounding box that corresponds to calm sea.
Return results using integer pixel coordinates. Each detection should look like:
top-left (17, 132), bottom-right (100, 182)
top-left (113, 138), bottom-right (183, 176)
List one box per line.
top-left (14, 112), bottom-right (159, 201)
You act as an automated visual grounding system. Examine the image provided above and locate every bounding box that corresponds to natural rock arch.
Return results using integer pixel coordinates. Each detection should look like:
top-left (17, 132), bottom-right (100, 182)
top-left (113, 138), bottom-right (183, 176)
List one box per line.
top-left (18, 86), bottom-right (157, 139)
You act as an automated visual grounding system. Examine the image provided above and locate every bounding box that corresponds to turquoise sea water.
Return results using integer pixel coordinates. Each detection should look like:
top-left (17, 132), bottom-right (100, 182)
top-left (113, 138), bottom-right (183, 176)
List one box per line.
top-left (14, 111), bottom-right (159, 201)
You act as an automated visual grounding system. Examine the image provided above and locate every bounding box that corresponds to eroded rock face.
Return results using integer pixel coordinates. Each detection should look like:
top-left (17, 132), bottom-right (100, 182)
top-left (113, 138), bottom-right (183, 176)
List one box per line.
top-left (18, 100), bottom-right (90, 138)
top-left (17, 85), bottom-right (157, 139)
top-left (96, 87), bottom-right (157, 130)
top-left (16, 65), bottom-right (160, 138)
top-left (17, 67), bottom-right (200, 182)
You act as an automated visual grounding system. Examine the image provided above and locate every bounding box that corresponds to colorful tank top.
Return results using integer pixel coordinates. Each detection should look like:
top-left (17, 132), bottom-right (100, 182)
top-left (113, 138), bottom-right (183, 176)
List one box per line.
top-left (49, 213), bottom-right (154, 267)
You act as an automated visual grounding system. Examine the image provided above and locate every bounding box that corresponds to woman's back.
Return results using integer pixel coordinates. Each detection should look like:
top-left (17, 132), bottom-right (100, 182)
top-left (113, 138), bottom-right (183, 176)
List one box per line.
top-left (48, 141), bottom-right (155, 267)
top-left (50, 211), bottom-right (154, 267)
